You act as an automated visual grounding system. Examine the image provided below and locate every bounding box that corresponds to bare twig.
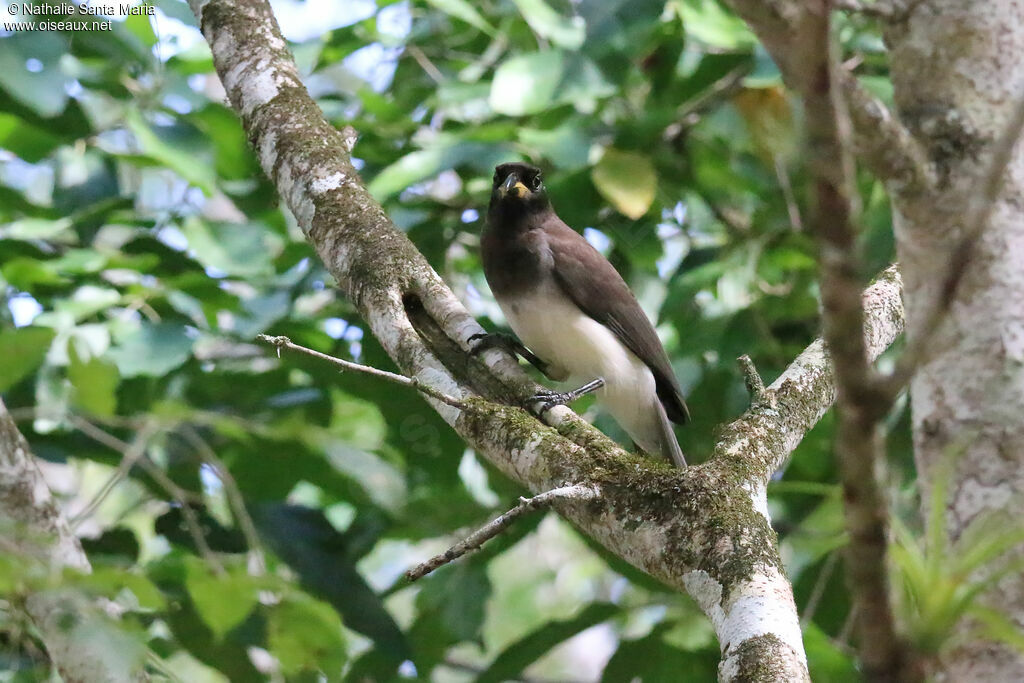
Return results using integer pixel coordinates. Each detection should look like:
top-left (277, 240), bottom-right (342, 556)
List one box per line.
top-left (775, 156), bottom-right (804, 231)
top-left (69, 419), bottom-right (159, 528)
top-left (405, 484), bottom-right (600, 581)
top-left (834, 0), bottom-right (923, 19)
top-left (69, 417), bottom-right (201, 506)
top-left (881, 97), bottom-right (1024, 399)
top-left (179, 425), bottom-right (266, 575)
top-left (406, 45), bottom-right (445, 84)
top-left (801, 550), bottom-right (840, 626)
top-left (795, 4), bottom-right (911, 679)
top-left (256, 334), bottom-right (473, 411)
top-left (737, 354), bottom-right (773, 408)
top-left (69, 417), bottom-right (224, 574)
top-left (833, 0), bottom-right (896, 17)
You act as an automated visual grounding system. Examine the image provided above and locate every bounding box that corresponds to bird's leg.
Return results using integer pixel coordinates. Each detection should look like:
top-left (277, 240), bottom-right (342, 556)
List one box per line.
top-left (527, 378), bottom-right (605, 416)
top-left (468, 332), bottom-right (552, 376)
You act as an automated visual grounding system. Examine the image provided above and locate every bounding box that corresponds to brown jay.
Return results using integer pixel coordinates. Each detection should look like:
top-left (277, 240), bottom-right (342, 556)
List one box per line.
top-left (476, 162), bottom-right (689, 467)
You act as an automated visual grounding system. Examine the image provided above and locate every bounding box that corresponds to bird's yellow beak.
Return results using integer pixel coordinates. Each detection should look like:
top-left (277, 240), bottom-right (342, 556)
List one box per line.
top-left (499, 173), bottom-right (530, 199)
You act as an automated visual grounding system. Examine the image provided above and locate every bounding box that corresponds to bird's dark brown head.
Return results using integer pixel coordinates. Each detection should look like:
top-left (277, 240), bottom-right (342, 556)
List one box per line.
top-left (488, 162), bottom-right (551, 229)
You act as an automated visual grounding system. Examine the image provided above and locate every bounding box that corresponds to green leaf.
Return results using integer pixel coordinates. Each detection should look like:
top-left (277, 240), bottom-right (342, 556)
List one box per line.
top-left (803, 622), bottom-right (858, 681)
top-left (518, 123), bottom-right (592, 169)
top-left (108, 322), bottom-right (194, 378)
top-left (1, 257), bottom-right (69, 288)
top-left (181, 217), bottom-right (280, 277)
top-left (478, 603), bottom-right (618, 682)
top-left (424, 0), bottom-right (497, 36)
top-left (268, 593), bottom-right (347, 679)
top-left (0, 217), bottom-right (73, 241)
top-left (0, 327), bottom-right (55, 392)
top-left (414, 561), bottom-right (491, 644)
top-left (124, 109), bottom-right (217, 195)
top-left (0, 32), bottom-right (70, 116)
top-left (252, 504), bottom-right (410, 661)
top-left (602, 624), bottom-right (718, 681)
top-left (188, 105), bottom-right (259, 180)
top-left (591, 148), bottom-right (657, 219)
top-left (512, 0), bottom-right (586, 49)
top-left (677, 0), bottom-right (756, 49)
top-left (68, 343), bottom-right (119, 417)
top-left (0, 113), bottom-right (63, 162)
top-left (184, 558), bottom-right (260, 640)
top-left (367, 141), bottom-right (508, 200)
top-left (489, 51), bottom-right (614, 116)
top-left (124, 14), bottom-right (157, 48)
top-left (75, 566), bottom-right (166, 611)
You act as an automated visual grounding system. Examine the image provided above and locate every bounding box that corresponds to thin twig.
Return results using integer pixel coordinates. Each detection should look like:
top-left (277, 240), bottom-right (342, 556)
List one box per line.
top-left (881, 96), bottom-right (1024, 399)
top-left (179, 425), bottom-right (266, 575)
top-left (833, 0), bottom-right (896, 17)
top-left (70, 417), bottom-right (201, 505)
top-left (834, 0), bottom-right (923, 19)
top-left (795, 4), bottom-right (911, 679)
top-left (70, 419), bottom-right (159, 528)
top-left (737, 354), bottom-right (772, 407)
top-left (405, 484), bottom-right (600, 581)
top-left (256, 334), bottom-right (473, 411)
top-left (774, 155), bottom-right (804, 232)
top-left (69, 417), bottom-right (224, 574)
top-left (802, 550), bottom-right (839, 625)
top-left (406, 45), bottom-right (445, 84)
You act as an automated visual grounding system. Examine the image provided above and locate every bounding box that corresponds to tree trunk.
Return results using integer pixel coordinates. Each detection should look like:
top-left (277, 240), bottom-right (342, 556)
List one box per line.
top-left (0, 399), bottom-right (148, 681)
top-left (886, 1), bottom-right (1024, 678)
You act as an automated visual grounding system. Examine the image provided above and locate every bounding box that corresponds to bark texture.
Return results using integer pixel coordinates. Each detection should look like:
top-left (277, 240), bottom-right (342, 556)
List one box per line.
top-left (885, 2), bottom-right (1024, 678)
top-left (0, 398), bottom-right (147, 681)
top-left (187, 1), bottom-right (909, 679)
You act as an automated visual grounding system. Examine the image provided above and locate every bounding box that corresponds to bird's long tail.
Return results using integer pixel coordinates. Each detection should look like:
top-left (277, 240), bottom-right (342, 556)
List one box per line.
top-left (656, 401), bottom-right (687, 467)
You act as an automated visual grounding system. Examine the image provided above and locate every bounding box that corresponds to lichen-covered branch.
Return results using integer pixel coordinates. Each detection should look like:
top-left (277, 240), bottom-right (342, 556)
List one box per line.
top-left (0, 398), bottom-right (147, 681)
top-left (714, 265), bottom-right (903, 482)
top-left (188, 0), bottom-right (905, 678)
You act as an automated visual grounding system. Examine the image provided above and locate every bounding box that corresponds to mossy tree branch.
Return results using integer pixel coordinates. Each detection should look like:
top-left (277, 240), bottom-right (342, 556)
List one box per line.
top-left (188, 0), bottom-right (905, 679)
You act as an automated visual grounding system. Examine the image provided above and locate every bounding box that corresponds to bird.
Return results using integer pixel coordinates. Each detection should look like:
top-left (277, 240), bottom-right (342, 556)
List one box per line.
top-left (475, 161), bottom-right (689, 467)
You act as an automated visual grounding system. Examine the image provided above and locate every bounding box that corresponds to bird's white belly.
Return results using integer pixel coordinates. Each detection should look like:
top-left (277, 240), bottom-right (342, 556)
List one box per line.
top-left (498, 282), bottom-right (659, 444)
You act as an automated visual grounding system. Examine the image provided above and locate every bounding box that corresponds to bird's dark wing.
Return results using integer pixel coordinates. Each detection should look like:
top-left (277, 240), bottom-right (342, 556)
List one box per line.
top-left (544, 216), bottom-right (690, 424)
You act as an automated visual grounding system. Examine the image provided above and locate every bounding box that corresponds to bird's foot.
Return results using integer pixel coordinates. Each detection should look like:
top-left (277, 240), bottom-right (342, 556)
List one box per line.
top-left (526, 378), bottom-right (605, 416)
top-left (468, 332), bottom-right (520, 357)
top-left (469, 332), bottom-right (551, 376)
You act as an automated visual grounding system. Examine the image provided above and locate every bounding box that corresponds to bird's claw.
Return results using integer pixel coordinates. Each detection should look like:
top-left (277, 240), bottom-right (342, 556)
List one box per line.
top-left (525, 378), bottom-right (606, 416)
top-left (468, 332), bottom-right (514, 356)
top-left (526, 389), bottom-right (573, 416)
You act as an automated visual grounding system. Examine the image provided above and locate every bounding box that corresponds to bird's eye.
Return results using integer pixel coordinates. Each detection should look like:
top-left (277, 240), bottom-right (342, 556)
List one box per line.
top-left (531, 175), bottom-right (542, 190)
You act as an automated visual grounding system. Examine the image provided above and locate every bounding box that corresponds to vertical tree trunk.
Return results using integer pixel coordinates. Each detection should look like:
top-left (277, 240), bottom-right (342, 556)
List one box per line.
top-left (886, 1), bottom-right (1024, 678)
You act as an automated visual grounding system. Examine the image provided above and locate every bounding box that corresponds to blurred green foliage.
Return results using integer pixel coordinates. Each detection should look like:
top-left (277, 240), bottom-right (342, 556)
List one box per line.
top-left (0, 0), bottom-right (920, 679)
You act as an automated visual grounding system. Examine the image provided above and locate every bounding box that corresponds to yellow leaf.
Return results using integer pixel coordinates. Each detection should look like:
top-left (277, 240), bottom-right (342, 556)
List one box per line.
top-left (591, 149), bottom-right (657, 220)
top-left (732, 86), bottom-right (797, 164)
